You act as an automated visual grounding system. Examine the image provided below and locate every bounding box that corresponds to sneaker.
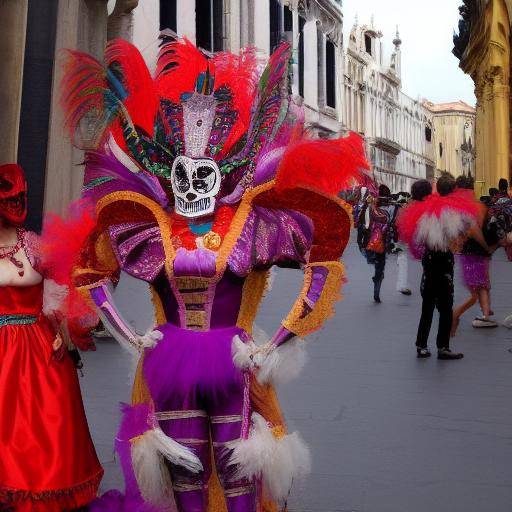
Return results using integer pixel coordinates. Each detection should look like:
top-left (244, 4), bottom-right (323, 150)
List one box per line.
top-left (399, 288), bottom-right (412, 296)
top-left (472, 317), bottom-right (498, 328)
top-left (438, 348), bottom-right (464, 360)
top-left (417, 347), bottom-right (431, 358)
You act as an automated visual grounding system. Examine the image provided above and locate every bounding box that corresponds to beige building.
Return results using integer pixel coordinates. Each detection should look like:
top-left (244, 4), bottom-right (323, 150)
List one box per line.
top-left (343, 19), bottom-right (436, 192)
top-left (424, 100), bottom-right (476, 179)
top-left (0, 0), bottom-right (139, 230)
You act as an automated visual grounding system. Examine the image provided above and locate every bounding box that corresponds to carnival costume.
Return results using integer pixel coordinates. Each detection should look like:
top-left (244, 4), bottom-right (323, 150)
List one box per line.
top-left (61, 38), bottom-right (368, 512)
top-left (0, 164), bottom-right (103, 512)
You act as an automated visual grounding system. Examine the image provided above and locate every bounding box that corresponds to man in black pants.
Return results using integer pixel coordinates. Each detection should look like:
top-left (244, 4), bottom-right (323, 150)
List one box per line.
top-left (415, 176), bottom-right (464, 360)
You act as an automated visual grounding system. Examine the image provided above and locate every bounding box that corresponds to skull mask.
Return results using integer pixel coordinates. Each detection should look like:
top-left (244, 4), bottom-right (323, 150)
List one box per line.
top-left (0, 164), bottom-right (27, 226)
top-left (171, 156), bottom-right (221, 218)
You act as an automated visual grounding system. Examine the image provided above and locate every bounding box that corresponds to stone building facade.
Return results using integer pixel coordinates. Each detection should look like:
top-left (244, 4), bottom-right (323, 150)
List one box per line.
top-left (343, 19), bottom-right (436, 192)
top-left (454, 0), bottom-right (512, 197)
top-left (0, 0), bottom-right (139, 230)
top-left (133, 0), bottom-right (345, 135)
top-left (424, 101), bottom-right (476, 179)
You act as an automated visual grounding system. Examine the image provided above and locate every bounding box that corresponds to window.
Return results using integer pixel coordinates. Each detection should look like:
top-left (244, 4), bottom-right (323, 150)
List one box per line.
top-left (365, 33), bottom-right (372, 55)
top-left (425, 125), bottom-right (432, 142)
top-left (298, 16), bottom-right (305, 97)
top-left (160, 0), bottom-right (177, 31)
top-left (325, 40), bottom-right (336, 108)
top-left (439, 142), bottom-right (443, 158)
top-left (284, 5), bottom-right (293, 33)
top-left (196, 0), bottom-right (223, 52)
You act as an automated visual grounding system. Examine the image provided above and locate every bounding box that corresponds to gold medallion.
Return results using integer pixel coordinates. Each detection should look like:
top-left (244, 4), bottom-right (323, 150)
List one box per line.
top-left (202, 231), bottom-right (222, 251)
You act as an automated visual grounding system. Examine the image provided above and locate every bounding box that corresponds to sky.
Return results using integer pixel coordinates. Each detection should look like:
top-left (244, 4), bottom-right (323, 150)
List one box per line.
top-left (343, 0), bottom-right (476, 106)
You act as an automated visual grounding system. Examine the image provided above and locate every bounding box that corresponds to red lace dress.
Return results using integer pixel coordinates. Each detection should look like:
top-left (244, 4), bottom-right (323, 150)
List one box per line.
top-left (0, 235), bottom-right (103, 511)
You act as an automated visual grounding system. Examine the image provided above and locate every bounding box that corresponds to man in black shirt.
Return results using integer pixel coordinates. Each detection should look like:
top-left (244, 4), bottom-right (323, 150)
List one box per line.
top-left (416, 176), bottom-right (464, 360)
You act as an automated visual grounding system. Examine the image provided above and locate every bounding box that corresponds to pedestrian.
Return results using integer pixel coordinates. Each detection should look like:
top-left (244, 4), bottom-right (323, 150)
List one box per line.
top-left (391, 191), bottom-right (412, 295)
top-left (497, 178), bottom-right (510, 199)
top-left (398, 175), bottom-right (479, 360)
top-left (0, 164), bottom-right (103, 511)
top-left (359, 184), bottom-right (397, 303)
top-left (452, 175), bottom-right (497, 334)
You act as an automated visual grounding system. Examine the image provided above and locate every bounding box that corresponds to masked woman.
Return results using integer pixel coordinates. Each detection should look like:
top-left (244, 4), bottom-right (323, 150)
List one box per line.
top-left (0, 164), bottom-right (103, 511)
top-left (61, 39), bottom-right (368, 512)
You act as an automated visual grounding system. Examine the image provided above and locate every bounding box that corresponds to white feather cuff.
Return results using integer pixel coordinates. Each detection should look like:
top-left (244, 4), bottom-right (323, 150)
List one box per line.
top-left (256, 337), bottom-right (307, 386)
top-left (131, 426), bottom-right (203, 505)
top-left (229, 413), bottom-right (311, 503)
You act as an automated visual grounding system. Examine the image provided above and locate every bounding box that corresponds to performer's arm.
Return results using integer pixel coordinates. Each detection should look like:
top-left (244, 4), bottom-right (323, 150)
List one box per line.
top-left (88, 282), bottom-right (162, 353)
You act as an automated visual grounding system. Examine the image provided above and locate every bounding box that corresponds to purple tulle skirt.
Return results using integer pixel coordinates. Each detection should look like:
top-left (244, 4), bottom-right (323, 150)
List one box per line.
top-left (143, 324), bottom-right (245, 406)
top-left (459, 254), bottom-right (490, 290)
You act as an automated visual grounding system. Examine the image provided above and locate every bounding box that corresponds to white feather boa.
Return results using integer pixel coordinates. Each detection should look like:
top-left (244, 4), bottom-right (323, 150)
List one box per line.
top-left (42, 279), bottom-right (68, 318)
top-left (229, 413), bottom-right (311, 503)
top-left (131, 426), bottom-right (202, 505)
top-left (415, 209), bottom-right (475, 251)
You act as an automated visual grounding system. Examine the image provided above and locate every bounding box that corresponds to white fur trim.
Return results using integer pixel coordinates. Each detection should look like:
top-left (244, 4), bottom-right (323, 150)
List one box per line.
top-left (131, 427), bottom-right (203, 505)
top-left (416, 210), bottom-right (475, 251)
top-left (137, 328), bottom-right (164, 349)
top-left (230, 413), bottom-right (311, 503)
top-left (256, 338), bottom-right (307, 386)
top-left (42, 280), bottom-right (68, 317)
top-left (232, 335), bottom-right (257, 370)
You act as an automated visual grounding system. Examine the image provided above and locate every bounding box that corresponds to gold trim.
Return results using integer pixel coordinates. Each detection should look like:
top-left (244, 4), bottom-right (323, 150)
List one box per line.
top-left (210, 415), bottom-right (242, 424)
top-left (283, 261), bottom-right (345, 337)
top-left (224, 485), bottom-right (256, 498)
top-left (185, 310), bottom-right (207, 329)
top-left (175, 276), bottom-right (212, 290)
top-left (181, 292), bottom-right (208, 304)
top-left (236, 270), bottom-right (270, 334)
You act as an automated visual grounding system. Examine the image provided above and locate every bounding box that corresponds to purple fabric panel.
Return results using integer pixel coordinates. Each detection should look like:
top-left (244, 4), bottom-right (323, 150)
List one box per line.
top-left (90, 285), bottom-right (109, 308)
top-left (270, 325), bottom-right (295, 347)
top-left (109, 222), bottom-right (165, 282)
top-left (143, 325), bottom-right (245, 405)
top-left (84, 148), bottom-right (169, 208)
top-left (306, 266), bottom-right (329, 304)
top-left (219, 183), bottom-right (246, 206)
top-left (209, 271), bottom-right (246, 329)
top-left (228, 207), bottom-right (313, 276)
top-left (173, 247), bottom-right (217, 277)
top-left (458, 254), bottom-right (491, 290)
top-left (253, 147), bottom-right (285, 185)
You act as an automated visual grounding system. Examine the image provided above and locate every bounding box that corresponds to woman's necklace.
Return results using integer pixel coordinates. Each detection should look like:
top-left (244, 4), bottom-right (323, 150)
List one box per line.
top-left (0, 228), bottom-right (25, 277)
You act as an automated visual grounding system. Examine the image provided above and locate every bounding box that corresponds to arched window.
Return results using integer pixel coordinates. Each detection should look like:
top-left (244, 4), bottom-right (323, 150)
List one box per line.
top-left (365, 33), bottom-right (372, 55)
top-left (439, 142), bottom-right (443, 158)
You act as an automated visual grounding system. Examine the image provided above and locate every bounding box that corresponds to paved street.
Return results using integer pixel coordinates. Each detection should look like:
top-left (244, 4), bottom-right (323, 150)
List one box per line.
top-left (81, 237), bottom-right (512, 512)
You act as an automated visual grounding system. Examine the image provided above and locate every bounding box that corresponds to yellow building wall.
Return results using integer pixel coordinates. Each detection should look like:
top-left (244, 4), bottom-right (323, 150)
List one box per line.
top-left (460, 0), bottom-right (511, 198)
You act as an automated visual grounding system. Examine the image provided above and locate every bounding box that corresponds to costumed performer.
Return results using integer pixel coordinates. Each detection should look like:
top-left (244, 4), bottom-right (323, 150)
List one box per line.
top-left (61, 38), bottom-right (369, 512)
top-left (0, 164), bottom-right (103, 512)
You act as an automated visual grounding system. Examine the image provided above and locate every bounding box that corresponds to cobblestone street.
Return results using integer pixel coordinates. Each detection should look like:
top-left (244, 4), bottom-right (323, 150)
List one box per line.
top-left (81, 238), bottom-right (512, 512)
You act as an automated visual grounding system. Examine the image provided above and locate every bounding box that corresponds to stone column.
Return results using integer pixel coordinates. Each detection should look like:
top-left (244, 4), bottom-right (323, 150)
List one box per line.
top-left (0, 0), bottom-right (28, 163)
top-left (44, 0), bottom-right (109, 216)
top-left (108, 0), bottom-right (139, 40)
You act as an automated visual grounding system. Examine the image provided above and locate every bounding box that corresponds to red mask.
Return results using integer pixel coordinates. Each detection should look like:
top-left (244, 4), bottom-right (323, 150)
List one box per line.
top-left (0, 164), bottom-right (27, 226)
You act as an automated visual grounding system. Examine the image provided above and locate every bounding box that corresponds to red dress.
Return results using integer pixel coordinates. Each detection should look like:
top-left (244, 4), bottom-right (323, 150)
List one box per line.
top-left (0, 283), bottom-right (103, 511)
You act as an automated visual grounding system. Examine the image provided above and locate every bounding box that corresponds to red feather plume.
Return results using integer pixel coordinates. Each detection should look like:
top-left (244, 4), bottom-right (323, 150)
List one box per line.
top-left (40, 200), bottom-right (99, 350)
top-left (274, 132), bottom-right (370, 197)
top-left (105, 39), bottom-right (159, 140)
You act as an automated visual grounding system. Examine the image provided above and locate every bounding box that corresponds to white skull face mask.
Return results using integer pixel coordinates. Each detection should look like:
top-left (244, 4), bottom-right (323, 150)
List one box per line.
top-left (171, 155), bottom-right (221, 218)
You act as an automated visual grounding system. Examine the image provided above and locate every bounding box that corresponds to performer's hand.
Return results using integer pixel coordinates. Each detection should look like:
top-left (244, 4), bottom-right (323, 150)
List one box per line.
top-left (52, 333), bottom-right (63, 352)
top-left (135, 328), bottom-right (163, 351)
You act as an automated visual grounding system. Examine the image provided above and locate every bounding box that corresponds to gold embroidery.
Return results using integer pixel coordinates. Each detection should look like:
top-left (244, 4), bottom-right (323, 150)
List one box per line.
top-left (283, 261), bottom-right (345, 337)
top-left (175, 276), bottom-right (211, 290)
top-left (271, 425), bottom-right (286, 440)
top-left (181, 292), bottom-right (208, 305)
top-left (185, 310), bottom-right (207, 329)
